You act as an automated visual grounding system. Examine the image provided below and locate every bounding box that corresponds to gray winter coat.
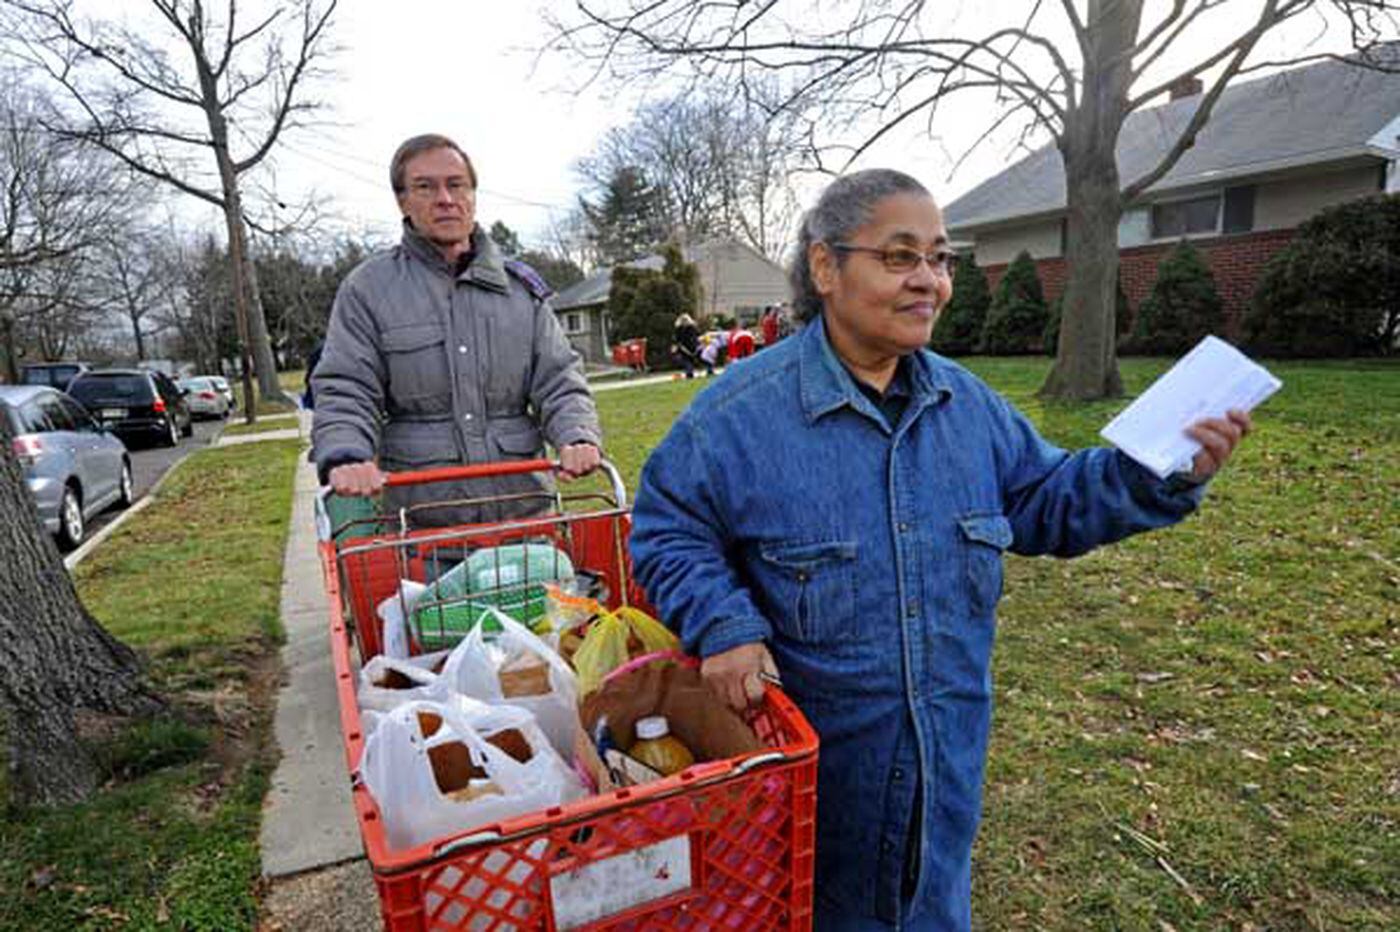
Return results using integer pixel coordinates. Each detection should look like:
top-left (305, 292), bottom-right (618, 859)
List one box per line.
top-left (311, 222), bottom-right (601, 527)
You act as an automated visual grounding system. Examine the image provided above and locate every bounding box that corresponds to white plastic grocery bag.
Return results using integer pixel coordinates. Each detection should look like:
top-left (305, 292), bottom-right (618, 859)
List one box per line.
top-left (358, 695), bottom-right (585, 852)
top-left (356, 649), bottom-right (451, 715)
top-left (440, 606), bottom-right (582, 759)
top-left (377, 580), bottom-right (428, 660)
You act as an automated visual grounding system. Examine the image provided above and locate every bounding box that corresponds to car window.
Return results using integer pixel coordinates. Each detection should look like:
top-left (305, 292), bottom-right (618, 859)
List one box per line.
top-left (36, 393), bottom-right (76, 431)
top-left (15, 400), bottom-right (52, 433)
top-left (58, 395), bottom-right (96, 431)
top-left (68, 374), bottom-right (155, 405)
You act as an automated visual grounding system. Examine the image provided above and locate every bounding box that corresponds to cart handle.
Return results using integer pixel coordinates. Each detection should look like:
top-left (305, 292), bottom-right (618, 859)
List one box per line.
top-left (384, 458), bottom-right (627, 508)
top-left (314, 457), bottom-right (628, 541)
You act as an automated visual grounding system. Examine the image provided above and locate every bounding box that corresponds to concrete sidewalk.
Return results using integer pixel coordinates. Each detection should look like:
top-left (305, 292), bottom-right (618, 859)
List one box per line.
top-left (259, 411), bottom-right (364, 877)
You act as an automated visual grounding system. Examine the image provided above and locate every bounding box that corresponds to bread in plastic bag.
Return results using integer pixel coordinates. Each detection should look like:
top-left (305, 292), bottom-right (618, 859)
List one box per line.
top-left (357, 649), bottom-right (451, 715)
top-left (358, 695), bottom-right (585, 853)
top-left (440, 606), bottom-right (582, 759)
top-left (410, 543), bottom-right (574, 649)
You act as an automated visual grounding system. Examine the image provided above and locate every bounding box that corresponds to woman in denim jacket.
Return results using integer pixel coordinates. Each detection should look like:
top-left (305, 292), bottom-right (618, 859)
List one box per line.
top-left (629, 169), bottom-right (1250, 931)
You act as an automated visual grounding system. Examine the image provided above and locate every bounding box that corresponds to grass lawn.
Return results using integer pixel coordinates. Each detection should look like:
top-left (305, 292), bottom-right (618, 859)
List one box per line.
top-left (229, 369), bottom-right (304, 417)
top-left (593, 356), bottom-right (1399, 929)
top-left (0, 439), bottom-right (301, 930)
top-left (221, 416), bottom-right (301, 438)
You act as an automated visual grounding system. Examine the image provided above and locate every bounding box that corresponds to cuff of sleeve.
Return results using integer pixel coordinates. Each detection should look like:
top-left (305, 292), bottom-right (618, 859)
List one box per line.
top-left (1119, 452), bottom-right (1207, 511)
top-left (692, 615), bottom-right (773, 660)
top-left (554, 430), bottom-right (602, 449)
top-left (315, 446), bottom-right (371, 485)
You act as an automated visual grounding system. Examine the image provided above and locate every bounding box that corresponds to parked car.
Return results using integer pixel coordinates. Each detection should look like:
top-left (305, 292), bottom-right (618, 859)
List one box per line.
top-left (20, 361), bottom-right (91, 393)
top-left (2, 385), bottom-right (133, 550)
top-left (205, 375), bottom-right (236, 411)
top-left (178, 376), bottom-right (232, 419)
top-left (67, 369), bottom-right (193, 448)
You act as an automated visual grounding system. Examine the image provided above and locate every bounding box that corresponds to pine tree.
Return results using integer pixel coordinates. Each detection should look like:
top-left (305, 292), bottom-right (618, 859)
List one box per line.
top-left (580, 167), bottom-right (670, 264)
top-left (980, 251), bottom-right (1048, 355)
top-left (607, 244), bottom-right (701, 368)
top-left (930, 255), bottom-right (990, 356)
top-left (1132, 241), bottom-right (1223, 354)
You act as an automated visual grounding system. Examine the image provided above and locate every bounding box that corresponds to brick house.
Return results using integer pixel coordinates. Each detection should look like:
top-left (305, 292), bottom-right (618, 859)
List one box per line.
top-left (942, 51), bottom-right (1400, 338)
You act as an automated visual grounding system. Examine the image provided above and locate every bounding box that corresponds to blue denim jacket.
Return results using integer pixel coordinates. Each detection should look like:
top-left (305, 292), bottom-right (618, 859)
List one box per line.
top-left (630, 317), bottom-right (1206, 930)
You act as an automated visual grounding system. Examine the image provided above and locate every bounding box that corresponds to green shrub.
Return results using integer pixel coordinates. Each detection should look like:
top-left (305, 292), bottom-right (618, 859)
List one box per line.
top-left (1244, 193), bottom-right (1400, 357)
top-left (931, 254), bottom-right (991, 355)
top-left (1042, 276), bottom-right (1131, 357)
top-left (980, 251), bottom-right (1048, 354)
top-left (1130, 240), bottom-right (1223, 354)
top-left (607, 244), bottom-right (702, 368)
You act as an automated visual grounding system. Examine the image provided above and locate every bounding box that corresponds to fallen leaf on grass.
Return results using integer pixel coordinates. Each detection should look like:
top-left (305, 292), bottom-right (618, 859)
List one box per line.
top-left (1137, 671), bottom-right (1175, 684)
top-left (1241, 748), bottom-right (1268, 762)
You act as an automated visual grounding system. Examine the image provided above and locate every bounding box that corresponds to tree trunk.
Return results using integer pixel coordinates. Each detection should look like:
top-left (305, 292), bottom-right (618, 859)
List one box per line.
top-left (1038, 0), bottom-right (1142, 401)
top-left (131, 312), bottom-right (146, 361)
top-left (0, 315), bottom-right (18, 383)
top-left (0, 415), bottom-right (163, 806)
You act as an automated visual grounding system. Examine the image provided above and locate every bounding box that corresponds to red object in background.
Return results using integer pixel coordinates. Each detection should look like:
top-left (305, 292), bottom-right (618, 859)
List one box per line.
top-left (729, 329), bottom-right (756, 360)
top-left (611, 337), bottom-right (648, 371)
top-left (762, 312), bottom-right (779, 346)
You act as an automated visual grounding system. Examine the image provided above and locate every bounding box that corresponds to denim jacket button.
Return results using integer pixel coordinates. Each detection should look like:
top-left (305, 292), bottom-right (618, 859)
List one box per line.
top-left (898, 522), bottom-right (909, 533)
top-left (892, 767), bottom-right (904, 781)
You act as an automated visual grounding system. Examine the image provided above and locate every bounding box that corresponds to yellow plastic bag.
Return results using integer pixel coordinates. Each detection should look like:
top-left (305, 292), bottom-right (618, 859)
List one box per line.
top-left (572, 606), bottom-right (680, 696)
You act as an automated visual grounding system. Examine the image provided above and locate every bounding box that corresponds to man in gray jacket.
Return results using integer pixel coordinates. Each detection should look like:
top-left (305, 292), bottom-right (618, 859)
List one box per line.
top-left (311, 133), bottom-right (601, 526)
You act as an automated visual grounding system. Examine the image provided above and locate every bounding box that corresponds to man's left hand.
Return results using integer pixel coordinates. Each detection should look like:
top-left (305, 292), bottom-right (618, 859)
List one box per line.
top-left (1185, 409), bottom-right (1252, 482)
top-left (558, 442), bottom-right (602, 482)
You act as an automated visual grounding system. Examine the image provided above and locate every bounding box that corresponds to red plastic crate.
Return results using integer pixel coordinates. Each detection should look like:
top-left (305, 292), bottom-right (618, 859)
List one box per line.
top-left (320, 462), bottom-right (818, 930)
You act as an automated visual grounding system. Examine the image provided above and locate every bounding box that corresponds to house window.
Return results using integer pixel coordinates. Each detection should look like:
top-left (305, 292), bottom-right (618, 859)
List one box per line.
top-left (1151, 194), bottom-right (1220, 238)
top-left (562, 312), bottom-right (586, 335)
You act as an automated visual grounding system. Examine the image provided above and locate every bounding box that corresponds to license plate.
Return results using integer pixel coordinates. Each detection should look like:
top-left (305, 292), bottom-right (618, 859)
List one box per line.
top-left (101, 408), bottom-right (126, 419)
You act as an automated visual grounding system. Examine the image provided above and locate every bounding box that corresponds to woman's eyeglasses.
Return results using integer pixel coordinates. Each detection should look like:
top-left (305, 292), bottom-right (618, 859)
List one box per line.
top-left (831, 243), bottom-right (958, 275)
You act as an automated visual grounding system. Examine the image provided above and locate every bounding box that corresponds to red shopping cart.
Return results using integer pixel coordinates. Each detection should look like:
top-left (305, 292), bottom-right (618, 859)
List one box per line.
top-left (317, 459), bottom-right (818, 931)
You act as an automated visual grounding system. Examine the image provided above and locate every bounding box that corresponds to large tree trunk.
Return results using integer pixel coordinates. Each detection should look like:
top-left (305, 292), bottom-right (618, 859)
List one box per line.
top-left (1038, 0), bottom-right (1142, 401)
top-left (0, 415), bottom-right (162, 806)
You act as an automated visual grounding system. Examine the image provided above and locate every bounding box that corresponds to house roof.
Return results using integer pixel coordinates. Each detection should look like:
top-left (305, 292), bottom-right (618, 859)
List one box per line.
top-left (943, 47), bottom-right (1400, 232)
top-left (551, 238), bottom-right (779, 311)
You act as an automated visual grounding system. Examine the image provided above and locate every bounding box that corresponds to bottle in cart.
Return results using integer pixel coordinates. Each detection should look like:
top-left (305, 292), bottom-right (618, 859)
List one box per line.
top-left (629, 715), bottom-right (695, 776)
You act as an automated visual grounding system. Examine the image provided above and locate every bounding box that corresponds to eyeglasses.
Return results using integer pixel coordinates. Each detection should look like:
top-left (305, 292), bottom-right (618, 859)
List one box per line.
top-left (404, 178), bottom-right (475, 200)
top-left (830, 243), bottom-right (958, 275)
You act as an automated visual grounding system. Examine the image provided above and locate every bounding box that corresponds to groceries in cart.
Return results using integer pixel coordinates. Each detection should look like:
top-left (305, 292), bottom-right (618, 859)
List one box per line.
top-left (409, 541), bottom-right (576, 649)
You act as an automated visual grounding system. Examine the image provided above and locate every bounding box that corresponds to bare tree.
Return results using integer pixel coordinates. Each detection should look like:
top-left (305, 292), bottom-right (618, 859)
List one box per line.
top-left (3, 0), bottom-right (338, 417)
top-left (0, 73), bottom-right (130, 379)
top-left (94, 228), bottom-right (178, 361)
top-left (577, 90), bottom-right (800, 259)
top-left (550, 0), bottom-right (1400, 400)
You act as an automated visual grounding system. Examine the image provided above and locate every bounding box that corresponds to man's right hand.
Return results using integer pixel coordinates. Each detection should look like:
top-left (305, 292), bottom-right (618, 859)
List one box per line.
top-left (701, 641), bottom-right (779, 712)
top-left (328, 461), bottom-right (386, 497)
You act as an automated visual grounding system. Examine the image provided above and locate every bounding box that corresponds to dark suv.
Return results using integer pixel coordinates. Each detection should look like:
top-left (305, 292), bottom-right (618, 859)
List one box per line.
top-left (67, 369), bottom-right (193, 448)
top-left (20, 361), bottom-right (91, 393)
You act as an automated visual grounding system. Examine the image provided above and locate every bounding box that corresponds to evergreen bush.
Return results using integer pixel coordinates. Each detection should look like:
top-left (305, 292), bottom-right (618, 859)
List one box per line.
top-left (980, 251), bottom-right (1048, 354)
top-left (1130, 241), bottom-right (1223, 354)
top-left (1244, 193), bottom-right (1400, 357)
top-left (931, 254), bottom-right (990, 355)
top-left (606, 244), bottom-right (702, 368)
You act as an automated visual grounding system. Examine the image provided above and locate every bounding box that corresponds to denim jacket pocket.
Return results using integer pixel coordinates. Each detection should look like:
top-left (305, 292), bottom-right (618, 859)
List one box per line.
top-left (957, 513), bottom-right (1013, 616)
top-left (381, 322), bottom-right (449, 406)
top-left (756, 539), bottom-right (858, 643)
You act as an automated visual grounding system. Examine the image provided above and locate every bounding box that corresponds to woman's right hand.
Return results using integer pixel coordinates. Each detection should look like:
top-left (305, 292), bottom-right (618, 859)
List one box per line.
top-left (701, 642), bottom-right (779, 712)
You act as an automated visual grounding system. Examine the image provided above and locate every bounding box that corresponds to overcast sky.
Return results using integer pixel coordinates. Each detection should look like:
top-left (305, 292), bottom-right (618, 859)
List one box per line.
top-left (248, 1), bottom-right (1355, 255)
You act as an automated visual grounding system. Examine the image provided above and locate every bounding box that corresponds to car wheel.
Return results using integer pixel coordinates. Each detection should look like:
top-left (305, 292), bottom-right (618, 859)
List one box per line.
top-left (57, 484), bottom-right (84, 551)
top-left (117, 461), bottom-right (134, 508)
top-left (164, 416), bottom-right (180, 447)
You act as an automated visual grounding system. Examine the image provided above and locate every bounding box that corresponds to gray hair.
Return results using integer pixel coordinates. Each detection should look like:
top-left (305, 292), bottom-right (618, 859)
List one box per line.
top-left (787, 169), bottom-right (931, 322)
top-left (390, 133), bottom-right (477, 195)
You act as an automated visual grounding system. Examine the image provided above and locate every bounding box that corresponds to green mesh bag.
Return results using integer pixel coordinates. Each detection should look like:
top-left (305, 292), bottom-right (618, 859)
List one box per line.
top-left (409, 542), bottom-right (575, 650)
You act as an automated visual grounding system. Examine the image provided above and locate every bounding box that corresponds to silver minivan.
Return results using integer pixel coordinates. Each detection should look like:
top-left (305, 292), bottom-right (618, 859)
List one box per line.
top-left (2, 385), bottom-right (133, 550)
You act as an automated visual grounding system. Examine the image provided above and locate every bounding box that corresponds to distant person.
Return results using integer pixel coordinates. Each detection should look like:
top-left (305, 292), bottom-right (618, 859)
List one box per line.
top-left (760, 305), bottom-right (780, 347)
top-left (630, 168), bottom-right (1251, 931)
top-left (729, 326), bottom-right (755, 361)
top-left (671, 313), bottom-right (701, 379)
top-left (311, 133), bottom-right (601, 526)
top-left (301, 340), bottom-right (324, 409)
top-left (698, 328), bottom-right (728, 377)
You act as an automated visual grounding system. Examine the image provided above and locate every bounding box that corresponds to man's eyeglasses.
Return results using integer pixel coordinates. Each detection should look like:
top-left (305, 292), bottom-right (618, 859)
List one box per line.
top-left (404, 178), bottom-right (474, 200)
top-left (831, 243), bottom-right (958, 275)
